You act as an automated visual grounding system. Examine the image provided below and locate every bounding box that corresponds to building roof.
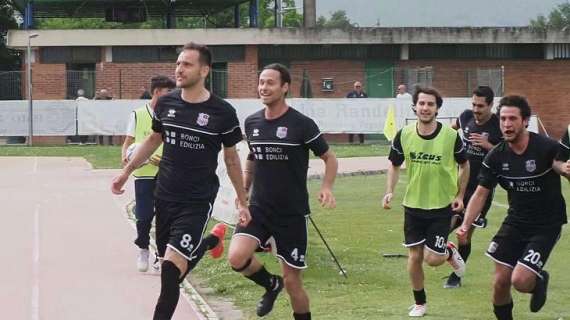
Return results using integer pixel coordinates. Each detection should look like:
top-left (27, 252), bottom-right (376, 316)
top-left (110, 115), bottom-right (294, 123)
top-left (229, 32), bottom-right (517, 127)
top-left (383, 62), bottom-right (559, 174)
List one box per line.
top-left (12, 0), bottom-right (250, 18)
top-left (6, 27), bottom-right (570, 49)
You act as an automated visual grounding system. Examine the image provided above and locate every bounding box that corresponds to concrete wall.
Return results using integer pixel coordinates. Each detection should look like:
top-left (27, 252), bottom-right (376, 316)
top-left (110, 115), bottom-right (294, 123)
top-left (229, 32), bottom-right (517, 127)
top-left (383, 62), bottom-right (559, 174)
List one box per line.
top-left (8, 28), bottom-right (570, 48)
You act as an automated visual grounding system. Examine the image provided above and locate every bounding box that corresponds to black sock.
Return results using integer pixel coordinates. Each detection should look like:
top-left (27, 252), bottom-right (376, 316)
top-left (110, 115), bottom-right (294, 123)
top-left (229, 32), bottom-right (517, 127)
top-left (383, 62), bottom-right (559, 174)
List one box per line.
top-left (203, 234), bottom-right (219, 250)
top-left (293, 312), bottom-right (311, 320)
top-left (493, 301), bottom-right (513, 320)
top-left (413, 289), bottom-right (426, 305)
top-left (153, 261), bottom-right (181, 320)
top-left (246, 266), bottom-right (274, 290)
top-left (458, 242), bottom-right (472, 263)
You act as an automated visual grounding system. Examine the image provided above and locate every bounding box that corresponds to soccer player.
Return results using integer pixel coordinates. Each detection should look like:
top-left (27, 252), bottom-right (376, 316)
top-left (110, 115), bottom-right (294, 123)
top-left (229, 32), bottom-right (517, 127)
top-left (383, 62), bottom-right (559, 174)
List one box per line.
top-left (445, 86), bottom-right (502, 288)
top-left (227, 63), bottom-right (338, 320)
top-left (382, 86), bottom-right (469, 317)
top-left (556, 124), bottom-right (570, 180)
top-left (112, 42), bottom-right (251, 320)
top-left (457, 95), bottom-right (567, 320)
top-left (121, 75), bottom-right (175, 272)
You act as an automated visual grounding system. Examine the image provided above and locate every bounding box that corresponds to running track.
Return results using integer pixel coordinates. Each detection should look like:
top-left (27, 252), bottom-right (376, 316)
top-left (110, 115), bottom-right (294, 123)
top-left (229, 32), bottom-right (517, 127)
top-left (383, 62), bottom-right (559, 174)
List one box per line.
top-left (0, 157), bottom-right (201, 320)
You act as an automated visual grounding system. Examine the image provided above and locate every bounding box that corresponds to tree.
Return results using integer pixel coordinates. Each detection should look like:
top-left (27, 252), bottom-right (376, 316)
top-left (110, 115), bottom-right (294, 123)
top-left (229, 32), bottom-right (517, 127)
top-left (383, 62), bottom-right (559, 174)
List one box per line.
top-left (530, 2), bottom-right (570, 31)
top-left (33, 0), bottom-right (303, 29)
top-left (316, 10), bottom-right (356, 30)
top-left (0, 2), bottom-right (19, 70)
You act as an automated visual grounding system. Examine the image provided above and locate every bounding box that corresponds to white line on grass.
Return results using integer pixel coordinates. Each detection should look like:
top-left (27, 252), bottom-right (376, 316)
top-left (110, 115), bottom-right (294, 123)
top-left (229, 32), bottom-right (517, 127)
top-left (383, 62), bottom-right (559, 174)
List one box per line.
top-left (32, 205), bottom-right (40, 320)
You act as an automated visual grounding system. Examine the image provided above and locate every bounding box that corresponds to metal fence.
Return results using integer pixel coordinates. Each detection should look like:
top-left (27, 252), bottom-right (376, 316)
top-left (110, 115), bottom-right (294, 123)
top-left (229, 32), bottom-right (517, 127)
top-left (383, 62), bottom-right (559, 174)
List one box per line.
top-left (0, 66), bottom-right (505, 100)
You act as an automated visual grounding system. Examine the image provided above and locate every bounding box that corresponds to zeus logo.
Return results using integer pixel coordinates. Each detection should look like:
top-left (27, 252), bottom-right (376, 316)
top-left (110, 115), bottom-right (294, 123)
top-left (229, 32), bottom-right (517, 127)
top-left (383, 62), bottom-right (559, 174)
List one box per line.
top-left (409, 152), bottom-right (442, 162)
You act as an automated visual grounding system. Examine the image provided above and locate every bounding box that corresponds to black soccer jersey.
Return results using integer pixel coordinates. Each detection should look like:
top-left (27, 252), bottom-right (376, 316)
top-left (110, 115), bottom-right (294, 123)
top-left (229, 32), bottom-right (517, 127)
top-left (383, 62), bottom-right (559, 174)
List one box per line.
top-left (152, 90), bottom-right (243, 203)
top-left (557, 127), bottom-right (570, 162)
top-left (245, 107), bottom-right (329, 217)
top-left (456, 110), bottom-right (502, 189)
top-left (478, 132), bottom-right (567, 227)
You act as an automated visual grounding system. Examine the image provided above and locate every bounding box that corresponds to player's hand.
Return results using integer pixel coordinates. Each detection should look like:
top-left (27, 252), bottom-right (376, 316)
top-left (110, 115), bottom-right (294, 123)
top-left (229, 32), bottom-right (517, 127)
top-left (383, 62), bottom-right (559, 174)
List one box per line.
top-left (456, 225), bottom-right (470, 243)
top-left (111, 172), bottom-right (129, 195)
top-left (318, 187), bottom-right (336, 209)
top-left (451, 197), bottom-right (464, 212)
top-left (469, 133), bottom-right (491, 149)
top-left (237, 203), bottom-right (252, 227)
top-left (149, 154), bottom-right (161, 167)
top-left (382, 192), bottom-right (393, 209)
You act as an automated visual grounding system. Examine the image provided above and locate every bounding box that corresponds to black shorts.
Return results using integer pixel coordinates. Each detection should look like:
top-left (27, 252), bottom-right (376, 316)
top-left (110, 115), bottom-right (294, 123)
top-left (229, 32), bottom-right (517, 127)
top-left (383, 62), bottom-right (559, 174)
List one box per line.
top-left (454, 186), bottom-right (494, 228)
top-left (404, 207), bottom-right (453, 255)
top-left (155, 198), bottom-right (213, 262)
top-left (234, 205), bottom-right (308, 269)
top-left (485, 223), bottom-right (562, 277)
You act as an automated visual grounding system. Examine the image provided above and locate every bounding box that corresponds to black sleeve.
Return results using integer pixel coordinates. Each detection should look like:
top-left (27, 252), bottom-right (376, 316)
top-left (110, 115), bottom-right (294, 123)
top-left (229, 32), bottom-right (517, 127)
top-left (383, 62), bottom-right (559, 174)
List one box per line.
top-left (304, 117), bottom-right (329, 157)
top-left (388, 129), bottom-right (405, 166)
top-left (221, 110), bottom-right (243, 148)
top-left (151, 100), bottom-right (163, 133)
top-left (453, 133), bottom-right (468, 164)
top-left (556, 129), bottom-right (570, 161)
top-left (478, 151), bottom-right (498, 189)
top-left (457, 109), bottom-right (474, 130)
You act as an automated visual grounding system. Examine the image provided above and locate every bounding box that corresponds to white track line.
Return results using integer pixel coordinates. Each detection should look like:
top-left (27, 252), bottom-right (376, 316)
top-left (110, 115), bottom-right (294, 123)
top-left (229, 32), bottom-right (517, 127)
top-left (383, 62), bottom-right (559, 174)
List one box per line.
top-left (32, 205), bottom-right (40, 320)
top-left (32, 157), bottom-right (38, 174)
top-left (112, 197), bottom-right (217, 320)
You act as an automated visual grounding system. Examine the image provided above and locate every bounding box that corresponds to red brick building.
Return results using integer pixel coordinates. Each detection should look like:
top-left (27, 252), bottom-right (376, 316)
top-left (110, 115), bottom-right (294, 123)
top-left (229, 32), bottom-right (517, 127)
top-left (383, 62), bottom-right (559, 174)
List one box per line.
top-left (7, 27), bottom-right (570, 139)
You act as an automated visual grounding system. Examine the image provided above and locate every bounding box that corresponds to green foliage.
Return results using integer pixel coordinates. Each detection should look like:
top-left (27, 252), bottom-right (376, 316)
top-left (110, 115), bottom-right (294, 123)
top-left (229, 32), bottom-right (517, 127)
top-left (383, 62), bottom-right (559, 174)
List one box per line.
top-left (0, 2), bottom-right (20, 69)
top-left (316, 10), bottom-right (356, 30)
top-left (530, 2), bottom-right (570, 31)
top-left (33, 0), bottom-right (304, 29)
top-left (36, 17), bottom-right (164, 29)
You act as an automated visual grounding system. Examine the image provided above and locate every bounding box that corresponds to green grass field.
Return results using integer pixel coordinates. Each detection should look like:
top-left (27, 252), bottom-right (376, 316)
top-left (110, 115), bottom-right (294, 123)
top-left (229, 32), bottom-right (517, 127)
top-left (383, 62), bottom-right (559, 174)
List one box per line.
top-left (0, 144), bottom-right (389, 168)
top-left (195, 174), bottom-right (570, 320)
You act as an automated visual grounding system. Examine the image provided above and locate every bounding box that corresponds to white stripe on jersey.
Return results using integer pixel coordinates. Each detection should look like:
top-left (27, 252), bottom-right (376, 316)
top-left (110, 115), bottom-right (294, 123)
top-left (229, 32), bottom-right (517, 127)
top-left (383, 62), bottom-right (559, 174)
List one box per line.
top-left (249, 141), bottom-right (302, 146)
top-left (222, 125), bottom-right (240, 135)
top-left (497, 167), bottom-right (554, 180)
top-left (163, 123), bottom-right (219, 136)
top-left (305, 133), bottom-right (322, 144)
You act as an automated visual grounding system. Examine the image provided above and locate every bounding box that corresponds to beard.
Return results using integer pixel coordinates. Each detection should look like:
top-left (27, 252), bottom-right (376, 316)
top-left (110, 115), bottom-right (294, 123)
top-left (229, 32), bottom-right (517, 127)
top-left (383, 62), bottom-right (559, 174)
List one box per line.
top-left (177, 75), bottom-right (201, 89)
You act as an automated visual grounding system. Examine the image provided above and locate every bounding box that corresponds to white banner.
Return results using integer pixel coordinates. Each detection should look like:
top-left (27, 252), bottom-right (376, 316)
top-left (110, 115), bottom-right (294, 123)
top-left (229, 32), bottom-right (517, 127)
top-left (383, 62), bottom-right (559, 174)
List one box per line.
top-left (77, 100), bottom-right (141, 135)
top-left (0, 98), bottom-right (540, 136)
top-left (0, 100), bottom-right (76, 136)
top-left (212, 141), bottom-right (250, 225)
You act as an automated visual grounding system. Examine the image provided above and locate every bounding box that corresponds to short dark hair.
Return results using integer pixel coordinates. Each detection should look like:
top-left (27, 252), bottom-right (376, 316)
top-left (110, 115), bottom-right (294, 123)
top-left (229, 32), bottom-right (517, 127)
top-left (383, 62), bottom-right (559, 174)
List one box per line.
top-left (498, 95), bottom-right (531, 120)
top-left (182, 42), bottom-right (212, 67)
top-left (262, 63), bottom-right (292, 87)
top-left (472, 86), bottom-right (494, 105)
top-left (150, 75), bottom-right (175, 93)
top-left (413, 86), bottom-right (443, 108)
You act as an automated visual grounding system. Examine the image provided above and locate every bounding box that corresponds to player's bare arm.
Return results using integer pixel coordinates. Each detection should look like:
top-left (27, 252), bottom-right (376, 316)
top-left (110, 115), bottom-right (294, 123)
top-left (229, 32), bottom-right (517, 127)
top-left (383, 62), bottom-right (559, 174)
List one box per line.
top-left (121, 135), bottom-right (135, 167)
top-left (552, 159), bottom-right (570, 180)
top-left (452, 160), bottom-right (470, 212)
top-left (111, 132), bottom-right (162, 194)
top-left (456, 185), bottom-right (490, 242)
top-left (224, 145), bottom-right (252, 226)
top-left (318, 149), bottom-right (338, 209)
top-left (383, 164), bottom-right (400, 209)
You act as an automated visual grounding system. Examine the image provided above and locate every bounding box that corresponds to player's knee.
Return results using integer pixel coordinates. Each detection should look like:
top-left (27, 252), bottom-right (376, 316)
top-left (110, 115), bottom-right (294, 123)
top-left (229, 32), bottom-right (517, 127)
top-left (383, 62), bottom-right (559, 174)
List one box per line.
top-left (493, 273), bottom-right (511, 291)
top-left (230, 257), bottom-right (252, 273)
top-left (511, 272), bottom-right (534, 293)
top-left (283, 272), bottom-right (303, 293)
top-left (424, 253), bottom-right (445, 266)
